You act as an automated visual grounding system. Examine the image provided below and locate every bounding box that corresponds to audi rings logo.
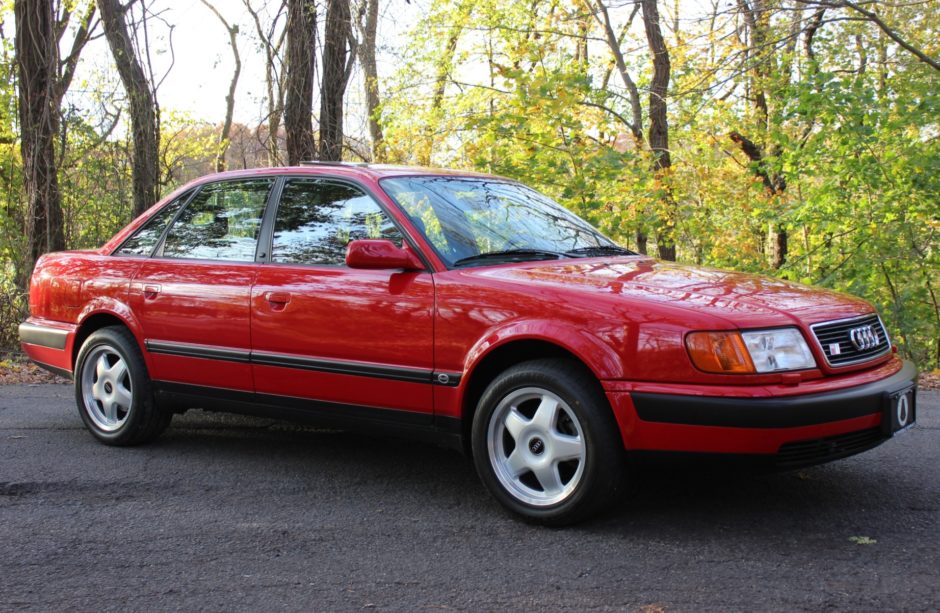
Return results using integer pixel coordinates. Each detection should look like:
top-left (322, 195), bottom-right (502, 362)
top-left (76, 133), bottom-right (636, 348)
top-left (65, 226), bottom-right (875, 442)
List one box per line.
top-left (848, 325), bottom-right (879, 351)
top-left (897, 394), bottom-right (910, 427)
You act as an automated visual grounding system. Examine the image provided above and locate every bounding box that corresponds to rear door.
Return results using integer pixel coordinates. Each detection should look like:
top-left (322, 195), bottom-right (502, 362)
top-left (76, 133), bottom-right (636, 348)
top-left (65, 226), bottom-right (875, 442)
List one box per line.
top-left (130, 178), bottom-right (274, 391)
top-left (250, 177), bottom-right (435, 417)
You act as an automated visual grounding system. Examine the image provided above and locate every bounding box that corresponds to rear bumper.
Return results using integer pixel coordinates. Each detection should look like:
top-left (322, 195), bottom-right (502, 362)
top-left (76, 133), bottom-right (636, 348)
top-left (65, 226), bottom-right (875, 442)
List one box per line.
top-left (19, 319), bottom-right (77, 379)
top-left (607, 359), bottom-right (918, 464)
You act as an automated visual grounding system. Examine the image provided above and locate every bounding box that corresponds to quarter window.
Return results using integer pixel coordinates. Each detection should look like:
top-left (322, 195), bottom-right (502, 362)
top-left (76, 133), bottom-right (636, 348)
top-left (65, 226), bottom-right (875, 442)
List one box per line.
top-left (271, 179), bottom-right (403, 266)
top-left (162, 179), bottom-right (272, 261)
top-left (114, 192), bottom-right (189, 256)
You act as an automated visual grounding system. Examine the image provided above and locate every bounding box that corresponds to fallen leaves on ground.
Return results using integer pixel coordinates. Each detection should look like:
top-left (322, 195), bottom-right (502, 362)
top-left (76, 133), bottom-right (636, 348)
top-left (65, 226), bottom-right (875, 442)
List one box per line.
top-left (919, 370), bottom-right (940, 391)
top-left (0, 353), bottom-right (69, 385)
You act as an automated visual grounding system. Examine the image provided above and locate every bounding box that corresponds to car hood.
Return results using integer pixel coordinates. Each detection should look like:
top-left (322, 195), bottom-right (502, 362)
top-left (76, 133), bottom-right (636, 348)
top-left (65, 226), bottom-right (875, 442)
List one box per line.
top-left (471, 257), bottom-right (873, 328)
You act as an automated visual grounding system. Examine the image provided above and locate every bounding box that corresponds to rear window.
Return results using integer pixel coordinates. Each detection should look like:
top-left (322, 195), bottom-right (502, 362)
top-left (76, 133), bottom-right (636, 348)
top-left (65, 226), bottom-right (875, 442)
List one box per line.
top-left (114, 193), bottom-right (190, 257)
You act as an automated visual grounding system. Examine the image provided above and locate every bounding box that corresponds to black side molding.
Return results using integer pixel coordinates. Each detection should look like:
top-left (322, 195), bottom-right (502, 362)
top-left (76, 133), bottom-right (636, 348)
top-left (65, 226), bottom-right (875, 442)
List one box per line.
top-left (145, 339), bottom-right (463, 387)
top-left (251, 350), bottom-right (431, 384)
top-left (145, 340), bottom-right (251, 363)
top-left (632, 360), bottom-right (918, 429)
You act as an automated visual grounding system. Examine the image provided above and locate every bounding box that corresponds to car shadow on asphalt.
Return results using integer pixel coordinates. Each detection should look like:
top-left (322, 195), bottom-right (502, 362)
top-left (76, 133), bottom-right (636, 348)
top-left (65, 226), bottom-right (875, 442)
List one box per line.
top-left (135, 408), bottom-right (930, 537)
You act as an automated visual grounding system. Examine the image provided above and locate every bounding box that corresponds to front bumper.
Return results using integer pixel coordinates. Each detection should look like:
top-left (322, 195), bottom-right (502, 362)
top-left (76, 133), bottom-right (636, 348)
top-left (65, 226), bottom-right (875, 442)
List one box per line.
top-left (606, 359), bottom-right (918, 465)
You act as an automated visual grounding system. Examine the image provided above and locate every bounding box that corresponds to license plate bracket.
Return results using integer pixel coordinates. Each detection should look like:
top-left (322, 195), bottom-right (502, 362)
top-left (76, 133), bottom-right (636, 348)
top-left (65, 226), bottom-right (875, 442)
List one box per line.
top-left (882, 386), bottom-right (916, 436)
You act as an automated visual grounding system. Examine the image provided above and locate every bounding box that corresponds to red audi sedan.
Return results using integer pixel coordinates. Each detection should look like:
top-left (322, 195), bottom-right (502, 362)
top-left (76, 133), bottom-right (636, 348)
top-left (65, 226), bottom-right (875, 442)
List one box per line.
top-left (19, 163), bottom-right (917, 524)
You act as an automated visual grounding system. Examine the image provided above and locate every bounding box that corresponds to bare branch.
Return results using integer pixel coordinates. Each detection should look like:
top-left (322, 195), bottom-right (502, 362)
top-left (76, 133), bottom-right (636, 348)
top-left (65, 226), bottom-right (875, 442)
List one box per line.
top-left (591, 0), bottom-right (643, 141)
top-left (795, 0), bottom-right (940, 71)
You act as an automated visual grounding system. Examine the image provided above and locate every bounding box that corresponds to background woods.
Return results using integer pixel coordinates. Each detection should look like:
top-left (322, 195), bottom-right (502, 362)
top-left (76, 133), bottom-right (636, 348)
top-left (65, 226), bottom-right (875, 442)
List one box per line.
top-left (0, 0), bottom-right (937, 368)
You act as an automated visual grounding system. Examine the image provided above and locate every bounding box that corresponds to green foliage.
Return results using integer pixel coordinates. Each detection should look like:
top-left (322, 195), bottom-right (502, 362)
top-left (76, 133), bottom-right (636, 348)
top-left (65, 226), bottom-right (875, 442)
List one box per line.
top-left (383, 0), bottom-right (939, 367)
top-left (0, 0), bottom-right (937, 367)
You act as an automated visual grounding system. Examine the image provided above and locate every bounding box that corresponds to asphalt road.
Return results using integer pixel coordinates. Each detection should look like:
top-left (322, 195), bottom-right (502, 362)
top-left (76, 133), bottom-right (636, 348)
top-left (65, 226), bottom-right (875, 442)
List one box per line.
top-left (0, 384), bottom-right (937, 612)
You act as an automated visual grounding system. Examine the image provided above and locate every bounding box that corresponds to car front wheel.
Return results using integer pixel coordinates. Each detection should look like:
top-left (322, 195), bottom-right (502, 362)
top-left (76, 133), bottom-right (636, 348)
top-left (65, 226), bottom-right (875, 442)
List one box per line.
top-left (472, 359), bottom-right (624, 525)
top-left (74, 326), bottom-right (171, 446)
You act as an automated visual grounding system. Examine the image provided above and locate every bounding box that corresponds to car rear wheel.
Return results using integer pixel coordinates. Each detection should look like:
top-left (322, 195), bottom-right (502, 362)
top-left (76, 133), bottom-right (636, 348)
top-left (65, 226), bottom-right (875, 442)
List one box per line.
top-left (74, 326), bottom-right (171, 446)
top-left (472, 359), bottom-right (624, 525)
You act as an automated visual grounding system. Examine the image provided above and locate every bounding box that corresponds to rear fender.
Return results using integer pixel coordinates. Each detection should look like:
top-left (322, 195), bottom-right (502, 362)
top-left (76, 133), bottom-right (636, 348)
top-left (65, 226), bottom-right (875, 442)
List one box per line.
top-left (75, 298), bottom-right (149, 370)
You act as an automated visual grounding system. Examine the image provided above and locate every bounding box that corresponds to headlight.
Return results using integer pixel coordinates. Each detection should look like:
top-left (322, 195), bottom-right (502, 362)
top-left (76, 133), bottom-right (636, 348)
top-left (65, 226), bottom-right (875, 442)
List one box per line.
top-left (686, 328), bottom-right (816, 374)
top-left (741, 328), bottom-right (816, 372)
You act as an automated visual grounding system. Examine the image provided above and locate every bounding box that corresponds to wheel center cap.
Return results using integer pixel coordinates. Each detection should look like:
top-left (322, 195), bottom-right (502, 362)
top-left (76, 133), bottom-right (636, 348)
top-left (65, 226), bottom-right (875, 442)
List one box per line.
top-left (528, 437), bottom-right (545, 455)
top-left (104, 382), bottom-right (113, 394)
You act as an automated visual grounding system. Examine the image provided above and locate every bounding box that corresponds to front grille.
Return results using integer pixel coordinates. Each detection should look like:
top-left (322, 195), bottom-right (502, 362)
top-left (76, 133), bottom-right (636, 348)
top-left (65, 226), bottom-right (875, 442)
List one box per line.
top-left (776, 427), bottom-right (885, 470)
top-left (811, 313), bottom-right (890, 367)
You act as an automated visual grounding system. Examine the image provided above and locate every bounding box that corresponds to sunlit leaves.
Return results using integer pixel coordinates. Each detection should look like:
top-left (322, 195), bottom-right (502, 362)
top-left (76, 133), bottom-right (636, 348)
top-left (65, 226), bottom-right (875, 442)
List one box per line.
top-left (382, 0), bottom-right (938, 366)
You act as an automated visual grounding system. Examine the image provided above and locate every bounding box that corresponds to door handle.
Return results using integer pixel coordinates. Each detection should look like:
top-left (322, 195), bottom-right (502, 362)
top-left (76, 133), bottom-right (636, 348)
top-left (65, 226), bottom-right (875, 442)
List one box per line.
top-left (143, 284), bottom-right (161, 299)
top-left (264, 291), bottom-right (291, 306)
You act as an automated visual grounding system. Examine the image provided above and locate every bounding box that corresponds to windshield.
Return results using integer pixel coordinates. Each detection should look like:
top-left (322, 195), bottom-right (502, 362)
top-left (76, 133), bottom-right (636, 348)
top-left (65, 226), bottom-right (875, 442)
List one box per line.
top-left (380, 176), bottom-right (623, 267)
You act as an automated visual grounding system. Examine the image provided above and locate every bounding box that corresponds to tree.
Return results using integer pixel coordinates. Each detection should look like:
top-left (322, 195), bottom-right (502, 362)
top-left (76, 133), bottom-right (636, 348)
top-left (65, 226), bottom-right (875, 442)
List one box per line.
top-left (356, 0), bottom-right (384, 161)
top-left (420, 1), bottom-right (471, 166)
top-left (244, 0), bottom-right (288, 166)
top-left (14, 0), bottom-right (97, 285)
top-left (200, 1), bottom-right (242, 172)
top-left (593, 0), bottom-right (676, 258)
top-left (640, 0), bottom-right (675, 261)
top-left (15, 0), bottom-right (62, 286)
top-left (319, 0), bottom-right (356, 161)
top-left (794, 0), bottom-right (940, 73)
top-left (284, 0), bottom-right (316, 165)
top-left (98, 0), bottom-right (160, 217)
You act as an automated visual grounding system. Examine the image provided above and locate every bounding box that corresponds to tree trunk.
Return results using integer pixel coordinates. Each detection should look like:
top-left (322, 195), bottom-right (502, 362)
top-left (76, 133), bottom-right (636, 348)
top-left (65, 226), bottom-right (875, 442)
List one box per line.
top-left (771, 223), bottom-right (788, 270)
top-left (284, 0), bottom-right (317, 165)
top-left (422, 4), bottom-right (468, 166)
top-left (98, 0), bottom-right (160, 217)
top-left (593, 0), bottom-right (646, 252)
top-left (729, 131), bottom-right (788, 268)
top-left (357, 0), bottom-right (384, 162)
top-left (641, 0), bottom-right (676, 261)
top-left (732, 0), bottom-right (791, 269)
top-left (244, 0), bottom-right (288, 166)
top-left (200, 1), bottom-right (241, 172)
top-left (319, 0), bottom-right (354, 161)
top-left (593, 0), bottom-right (643, 142)
top-left (15, 0), bottom-right (64, 287)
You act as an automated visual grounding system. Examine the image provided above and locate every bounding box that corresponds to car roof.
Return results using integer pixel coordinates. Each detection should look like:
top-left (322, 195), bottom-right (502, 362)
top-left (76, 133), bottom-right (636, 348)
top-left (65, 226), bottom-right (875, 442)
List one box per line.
top-left (184, 162), bottom-right (514, 185)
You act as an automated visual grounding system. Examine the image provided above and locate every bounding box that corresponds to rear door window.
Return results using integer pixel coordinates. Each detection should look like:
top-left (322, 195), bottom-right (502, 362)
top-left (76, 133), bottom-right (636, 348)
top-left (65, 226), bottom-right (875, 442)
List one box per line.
top-left (161, 179), bottom-right (273, 261)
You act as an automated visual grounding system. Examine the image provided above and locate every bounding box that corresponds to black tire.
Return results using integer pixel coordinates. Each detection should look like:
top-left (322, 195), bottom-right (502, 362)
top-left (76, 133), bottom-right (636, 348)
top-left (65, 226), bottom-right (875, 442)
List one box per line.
top-left (74, 325), bottom-right (171, 446)
top-left (471, 358), bottom-right (625, 525)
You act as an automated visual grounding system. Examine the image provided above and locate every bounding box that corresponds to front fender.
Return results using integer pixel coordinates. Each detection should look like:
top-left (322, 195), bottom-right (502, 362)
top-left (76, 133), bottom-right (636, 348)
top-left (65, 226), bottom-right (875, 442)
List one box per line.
top-left (463, 319), bottom-right (625, 381)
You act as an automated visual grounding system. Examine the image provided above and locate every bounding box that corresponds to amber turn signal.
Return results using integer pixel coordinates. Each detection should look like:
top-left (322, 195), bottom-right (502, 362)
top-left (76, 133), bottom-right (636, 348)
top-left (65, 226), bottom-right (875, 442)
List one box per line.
top-left (686, 331), bottom-right (756, 374)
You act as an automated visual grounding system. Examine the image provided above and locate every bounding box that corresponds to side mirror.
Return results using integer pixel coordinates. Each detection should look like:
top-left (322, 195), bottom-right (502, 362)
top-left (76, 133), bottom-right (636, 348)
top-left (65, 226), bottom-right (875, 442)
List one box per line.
top-left (345, 239), bottom-right (424, 270)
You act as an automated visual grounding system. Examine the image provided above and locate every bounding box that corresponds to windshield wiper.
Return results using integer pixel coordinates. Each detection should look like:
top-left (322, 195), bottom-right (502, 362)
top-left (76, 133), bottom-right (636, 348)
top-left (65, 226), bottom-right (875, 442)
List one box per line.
top-left (565, 245), bottom-right (636, 257)
top-left (453, 249), bottom-right (566, 268)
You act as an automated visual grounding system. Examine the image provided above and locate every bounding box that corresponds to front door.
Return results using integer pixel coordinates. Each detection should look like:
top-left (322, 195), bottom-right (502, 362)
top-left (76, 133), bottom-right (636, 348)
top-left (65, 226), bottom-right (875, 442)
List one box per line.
top-left (250, 177), bottom-right (435, 418)
top-left (130, 178), bottom-right (273, 391)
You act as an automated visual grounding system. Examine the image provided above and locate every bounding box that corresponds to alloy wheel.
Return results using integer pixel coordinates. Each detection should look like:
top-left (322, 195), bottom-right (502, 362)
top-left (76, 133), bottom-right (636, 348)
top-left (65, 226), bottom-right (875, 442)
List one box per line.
top-left (486, 387), bottom-right (586, 507)
top-left (80, 345), bottom-right (133, 432)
